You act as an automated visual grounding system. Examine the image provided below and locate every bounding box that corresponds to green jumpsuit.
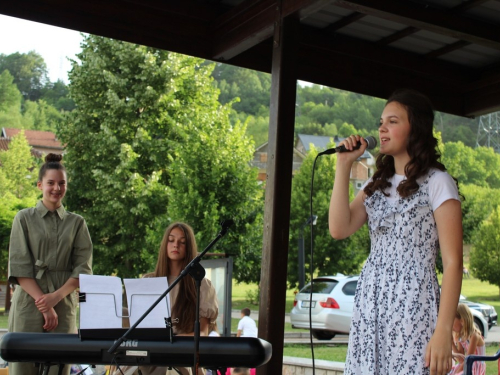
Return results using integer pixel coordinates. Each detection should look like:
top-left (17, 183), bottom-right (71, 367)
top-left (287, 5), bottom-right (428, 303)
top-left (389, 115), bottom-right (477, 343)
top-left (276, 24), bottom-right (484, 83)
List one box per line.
top-left (8, 201), bottom-right (93, 375)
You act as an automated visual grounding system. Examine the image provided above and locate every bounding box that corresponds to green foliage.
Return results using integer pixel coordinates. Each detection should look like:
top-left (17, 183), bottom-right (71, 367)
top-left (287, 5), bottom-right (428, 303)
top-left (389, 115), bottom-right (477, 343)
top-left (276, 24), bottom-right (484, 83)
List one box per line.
top-left (0, 51), bottom-right (49, 101)
top-left (287, 145), bottom-right (369, 288)
top-left (442, 143), bottom-right (500, 189)
top-left (212, 63), bottom-right (271, 116)
top-left (244, 288), bottom-right (260, 305)
top-left (470, 206), bottom-right (500, 296)
top-left (59, 36), bottom-right (263, 280)
top-left (0, 70), bottom-right (22, 113)
top-left (0, 192), bottom-right (38, 280)
top-left (0, 130), bottom-right (38, 199)
top-left (0, 132), bottom-right (38, 280)
top-left (41, 80), bottom-right (76, 112)
top-left (461, 184), bottom-right (500, 243)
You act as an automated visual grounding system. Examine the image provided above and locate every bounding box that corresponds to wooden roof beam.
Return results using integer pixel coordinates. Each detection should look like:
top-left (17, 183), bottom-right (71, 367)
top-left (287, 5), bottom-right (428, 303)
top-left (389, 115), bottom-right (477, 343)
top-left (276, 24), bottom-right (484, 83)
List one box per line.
top-left (333, 0), bottom-right (500, 51)
top-left (300, 26), bottom-right (471, 86)
top-left (210, 0), bottom-right (328, 61)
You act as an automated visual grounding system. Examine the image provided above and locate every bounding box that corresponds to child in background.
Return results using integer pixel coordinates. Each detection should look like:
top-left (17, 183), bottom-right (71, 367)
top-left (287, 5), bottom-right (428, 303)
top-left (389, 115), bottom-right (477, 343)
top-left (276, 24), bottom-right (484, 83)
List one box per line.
top-left (237, 308), bottom-right (257, 338)
top-left (448, 303), bottom-right (486, 375)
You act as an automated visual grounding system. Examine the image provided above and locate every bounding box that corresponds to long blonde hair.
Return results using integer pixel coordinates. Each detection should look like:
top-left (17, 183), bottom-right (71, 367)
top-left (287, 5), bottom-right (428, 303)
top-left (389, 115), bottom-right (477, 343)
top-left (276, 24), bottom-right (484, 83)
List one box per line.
top-left (456, 303), bottom-right (480, 340)
top-left (146, 222), bottom-right (198, 333)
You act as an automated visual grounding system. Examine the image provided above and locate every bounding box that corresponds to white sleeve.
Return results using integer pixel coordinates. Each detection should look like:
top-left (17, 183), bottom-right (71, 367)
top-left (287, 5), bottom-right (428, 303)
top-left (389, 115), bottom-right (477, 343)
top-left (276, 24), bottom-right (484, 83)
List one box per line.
top-left (428, 170), bottom-right (460, 211)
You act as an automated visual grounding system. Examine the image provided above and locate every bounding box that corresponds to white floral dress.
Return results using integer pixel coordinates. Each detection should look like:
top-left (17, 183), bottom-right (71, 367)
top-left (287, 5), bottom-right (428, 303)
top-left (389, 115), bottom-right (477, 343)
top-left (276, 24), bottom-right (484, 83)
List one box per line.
top-left (345, 171), bottom-right (444, 374)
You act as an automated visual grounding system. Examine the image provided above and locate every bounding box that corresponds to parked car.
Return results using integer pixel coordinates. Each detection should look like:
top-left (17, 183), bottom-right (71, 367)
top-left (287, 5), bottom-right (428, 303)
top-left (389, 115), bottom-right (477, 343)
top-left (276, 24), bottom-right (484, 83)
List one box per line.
top-left (290, 275), bottom-right (357, 340)
top-left (291, 276), bottom-right (494, 340)
top-left (460, 294), bottom-right (497, 333)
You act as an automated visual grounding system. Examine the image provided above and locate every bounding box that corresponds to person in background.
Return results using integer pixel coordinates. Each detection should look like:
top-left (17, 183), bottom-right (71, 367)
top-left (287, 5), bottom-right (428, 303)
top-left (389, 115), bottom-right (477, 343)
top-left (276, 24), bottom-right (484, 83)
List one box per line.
top-left (329, 89), bottom-right (463, 375)
top-left (448, 303), bottom-right (485, 375)
top-left (237, 308), bottom-right (257, 338)
top-left (8, 153), bottom-right (93, 375)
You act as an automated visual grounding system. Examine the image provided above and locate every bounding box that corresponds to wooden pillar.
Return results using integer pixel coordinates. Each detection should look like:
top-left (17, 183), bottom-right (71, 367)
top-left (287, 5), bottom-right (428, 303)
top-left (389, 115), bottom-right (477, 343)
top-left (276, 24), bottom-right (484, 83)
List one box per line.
top-left (257, 5), bottom-right (299, 375)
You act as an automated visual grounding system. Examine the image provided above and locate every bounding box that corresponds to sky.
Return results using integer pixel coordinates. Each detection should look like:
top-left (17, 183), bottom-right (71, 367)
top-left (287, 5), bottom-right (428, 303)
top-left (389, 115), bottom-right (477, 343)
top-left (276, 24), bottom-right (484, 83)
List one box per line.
top-left (0, 14), bottom-right (84, 83)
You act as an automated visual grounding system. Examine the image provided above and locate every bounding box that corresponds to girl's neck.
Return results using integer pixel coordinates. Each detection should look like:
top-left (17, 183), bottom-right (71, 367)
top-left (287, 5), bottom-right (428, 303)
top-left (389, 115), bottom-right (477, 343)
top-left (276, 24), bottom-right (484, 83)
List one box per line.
top-left (393, 154), bottom-right (410, 176)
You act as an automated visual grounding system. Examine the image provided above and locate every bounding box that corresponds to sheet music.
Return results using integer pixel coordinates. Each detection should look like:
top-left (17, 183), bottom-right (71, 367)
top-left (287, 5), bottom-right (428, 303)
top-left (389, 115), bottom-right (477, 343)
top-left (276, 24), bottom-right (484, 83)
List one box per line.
top-left (79, 274), bottom-right (122, 329)
top-left (124, 277), bottom-right (171, 328)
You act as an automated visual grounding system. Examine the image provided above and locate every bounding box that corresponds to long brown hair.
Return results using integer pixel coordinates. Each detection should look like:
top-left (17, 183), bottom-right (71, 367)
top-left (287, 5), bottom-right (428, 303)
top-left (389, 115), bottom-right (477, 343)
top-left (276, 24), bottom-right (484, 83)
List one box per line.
top-left (364, 89), bottom-right (446, 198)
top-left (146, 222), bottom-right (198, 333)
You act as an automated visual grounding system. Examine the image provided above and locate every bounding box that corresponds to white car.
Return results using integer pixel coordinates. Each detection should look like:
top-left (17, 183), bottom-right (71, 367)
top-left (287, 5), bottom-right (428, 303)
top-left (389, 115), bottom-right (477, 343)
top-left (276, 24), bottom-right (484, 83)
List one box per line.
top-left (291, 276), bottom-right (490, 340)
top-left (290, 275), bottom-right (357, 340)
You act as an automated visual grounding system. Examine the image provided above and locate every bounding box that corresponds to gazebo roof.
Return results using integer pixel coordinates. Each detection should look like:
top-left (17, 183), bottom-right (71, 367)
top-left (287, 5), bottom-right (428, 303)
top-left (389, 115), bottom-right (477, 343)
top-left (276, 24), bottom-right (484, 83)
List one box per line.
top-left (1, 0), bottom-right (500, 117)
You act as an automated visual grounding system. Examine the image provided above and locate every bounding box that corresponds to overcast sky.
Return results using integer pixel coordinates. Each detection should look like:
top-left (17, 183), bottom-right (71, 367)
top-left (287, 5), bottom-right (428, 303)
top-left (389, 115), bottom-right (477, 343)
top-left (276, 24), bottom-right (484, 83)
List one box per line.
top-left (0, 14), bottom-right (84, 83)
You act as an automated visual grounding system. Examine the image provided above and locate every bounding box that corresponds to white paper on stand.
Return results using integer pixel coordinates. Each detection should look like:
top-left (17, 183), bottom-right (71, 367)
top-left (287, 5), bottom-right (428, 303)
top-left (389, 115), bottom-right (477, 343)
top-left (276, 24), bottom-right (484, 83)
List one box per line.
top-left (79, 274), bottom-right (123, 329)
top-left (123, 277), bottom-right (170, 328)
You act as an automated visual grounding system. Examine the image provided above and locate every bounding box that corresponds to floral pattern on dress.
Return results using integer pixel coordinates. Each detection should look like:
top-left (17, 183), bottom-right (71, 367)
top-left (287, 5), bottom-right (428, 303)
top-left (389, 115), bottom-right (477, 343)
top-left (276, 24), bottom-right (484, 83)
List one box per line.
top-left (345, 171), bottom-right (440, 375)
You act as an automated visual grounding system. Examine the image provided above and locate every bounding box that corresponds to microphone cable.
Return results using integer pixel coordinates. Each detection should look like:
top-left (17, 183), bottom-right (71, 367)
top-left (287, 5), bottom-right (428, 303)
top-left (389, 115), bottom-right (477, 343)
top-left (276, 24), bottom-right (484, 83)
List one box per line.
top-left (305, 153), bottom-right (322, 375)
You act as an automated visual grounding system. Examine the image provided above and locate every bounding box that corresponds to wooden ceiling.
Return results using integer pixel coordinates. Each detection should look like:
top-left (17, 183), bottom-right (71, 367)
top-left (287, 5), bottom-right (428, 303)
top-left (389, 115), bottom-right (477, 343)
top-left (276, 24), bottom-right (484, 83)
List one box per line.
top-left (2, 0), bottom-right (500, 117)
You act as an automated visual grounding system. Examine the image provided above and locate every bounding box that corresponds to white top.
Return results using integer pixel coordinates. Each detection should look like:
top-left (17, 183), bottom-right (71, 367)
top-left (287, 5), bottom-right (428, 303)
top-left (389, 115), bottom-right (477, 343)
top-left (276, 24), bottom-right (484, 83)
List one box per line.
top-left (237, 315), bottom-right (258, 338)
top-left (365, 168), bottom-right (460, 210)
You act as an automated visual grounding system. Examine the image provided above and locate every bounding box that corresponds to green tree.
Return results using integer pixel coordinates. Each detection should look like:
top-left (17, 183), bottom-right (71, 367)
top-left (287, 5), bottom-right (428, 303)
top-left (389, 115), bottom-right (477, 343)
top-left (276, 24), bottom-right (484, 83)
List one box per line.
top-left (212, 64), bottom-right (271, 116)
top-left (0, 51), bottom-right (49, 101)
top-left (0, 131), bottom-right (38, 280)
top-left (21, 99), bottom-right (63, 132)
top-left (460, 184), bottom-right (500, 243)
top-left (41, 79), bottom-right (76, 112)
top-left (288, 145), bottom-right (370, 288)
top-left (0, 70), bottom-right (24, 128)
top-left (470, 206), bottom-right (500, 296)
top-left (0, 193), bottom-right (38, 280)
top-left (59, 35), bottom-right (263, 279)
top-left (0, 130), bottom-right (38, 199)
top-left (0, 70), bottom-right (22, 113)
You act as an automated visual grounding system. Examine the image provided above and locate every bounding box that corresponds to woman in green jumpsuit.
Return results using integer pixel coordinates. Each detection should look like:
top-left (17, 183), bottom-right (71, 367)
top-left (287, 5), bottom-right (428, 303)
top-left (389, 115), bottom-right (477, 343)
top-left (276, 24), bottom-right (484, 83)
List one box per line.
top-left (8, 153), bottom-right (93, 375)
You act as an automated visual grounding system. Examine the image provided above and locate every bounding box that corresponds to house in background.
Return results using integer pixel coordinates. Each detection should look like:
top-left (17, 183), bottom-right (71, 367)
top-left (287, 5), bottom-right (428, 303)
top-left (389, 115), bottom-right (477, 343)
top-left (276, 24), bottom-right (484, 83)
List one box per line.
top-left (252, 142), bottom-right (306, 182)
top-left (296, 134), bottom-right (375, 194)
top-left (1, 128), bottom-right (64, 156)
top-left (252, 134), bottom-right (375, 194)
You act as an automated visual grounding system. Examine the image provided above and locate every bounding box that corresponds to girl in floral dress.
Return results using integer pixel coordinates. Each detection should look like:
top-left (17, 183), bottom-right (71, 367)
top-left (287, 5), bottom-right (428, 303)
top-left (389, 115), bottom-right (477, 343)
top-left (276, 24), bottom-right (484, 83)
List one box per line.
top-left (329, 89), bottom-right (463, 375)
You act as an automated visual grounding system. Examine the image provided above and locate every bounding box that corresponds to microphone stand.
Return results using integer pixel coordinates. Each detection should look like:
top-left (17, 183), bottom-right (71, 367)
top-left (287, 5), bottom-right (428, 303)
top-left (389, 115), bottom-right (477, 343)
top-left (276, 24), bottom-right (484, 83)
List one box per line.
top-left (107, 220), bottom-right (233, 360)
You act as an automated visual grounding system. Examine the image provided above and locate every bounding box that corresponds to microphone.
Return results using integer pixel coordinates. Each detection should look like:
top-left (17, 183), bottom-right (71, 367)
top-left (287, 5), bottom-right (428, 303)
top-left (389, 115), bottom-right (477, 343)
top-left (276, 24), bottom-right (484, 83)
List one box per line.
top-left (317, 136), bottom-right (377, 156)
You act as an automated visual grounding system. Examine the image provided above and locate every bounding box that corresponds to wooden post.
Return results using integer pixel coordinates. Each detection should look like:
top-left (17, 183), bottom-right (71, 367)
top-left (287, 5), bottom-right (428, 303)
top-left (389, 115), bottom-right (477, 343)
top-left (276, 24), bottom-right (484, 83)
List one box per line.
top-left (257, 5), bottom-right (299, 375)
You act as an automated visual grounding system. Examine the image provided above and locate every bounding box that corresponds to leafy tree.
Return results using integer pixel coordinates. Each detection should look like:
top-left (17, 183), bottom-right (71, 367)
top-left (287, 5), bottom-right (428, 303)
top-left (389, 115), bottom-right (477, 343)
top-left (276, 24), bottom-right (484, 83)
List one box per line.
top-left (470, 206), bottom-right (500, 296)
top-left (460, 184), bottom-right (500, 243)
top-left (0, 70), bottom-right (24, 128)
top-left (0, 70), bottom-right (22, 112)
top-left (442, 142), bottom-right (500, 189)
top-left (0, 193), bottom-right (38, 280)
top-left (21, 99), bottom-right (63, 132)
top-left (165, 112), bottom-right (264, 283)
top-left (0, 130), bottom-right (38, 199)
top-left (0, 132), bottom-right (38, 280)
top-left (0, 51), bottom-right (49, 101)
top-left (288, 145), bottom-right (370, 288)
top-left (59, 35), bottom-right (263, 279)
top-left (41, 79), bottom-right (76, 112)
top-left (212, 64), bottom-right (271, 116)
